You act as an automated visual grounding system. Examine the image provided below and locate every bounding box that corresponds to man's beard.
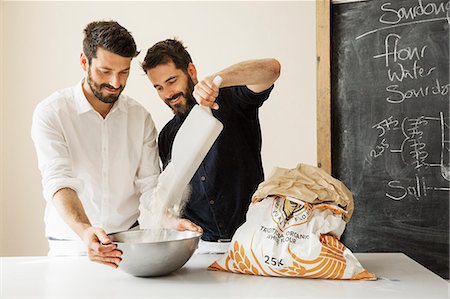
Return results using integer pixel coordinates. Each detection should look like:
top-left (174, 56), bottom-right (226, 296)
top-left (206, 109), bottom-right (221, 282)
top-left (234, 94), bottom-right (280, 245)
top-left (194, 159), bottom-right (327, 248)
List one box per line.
top-left (87, 68), bottom-right (124, 104)
top-left (166, 76), bottom-right (196, 116)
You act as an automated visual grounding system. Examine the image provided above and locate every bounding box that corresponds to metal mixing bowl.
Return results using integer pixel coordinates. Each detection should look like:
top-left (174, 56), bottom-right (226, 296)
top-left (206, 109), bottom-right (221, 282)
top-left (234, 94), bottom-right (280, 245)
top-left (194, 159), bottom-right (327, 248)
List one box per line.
top-left (108, 229), bottom-right (201, 277)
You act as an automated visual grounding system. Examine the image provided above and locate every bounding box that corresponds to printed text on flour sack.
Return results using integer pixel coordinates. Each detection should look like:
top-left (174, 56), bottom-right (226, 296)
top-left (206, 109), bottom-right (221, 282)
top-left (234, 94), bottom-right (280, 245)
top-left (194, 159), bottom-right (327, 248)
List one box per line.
top-left (260, 225), bottom-right (309, 245)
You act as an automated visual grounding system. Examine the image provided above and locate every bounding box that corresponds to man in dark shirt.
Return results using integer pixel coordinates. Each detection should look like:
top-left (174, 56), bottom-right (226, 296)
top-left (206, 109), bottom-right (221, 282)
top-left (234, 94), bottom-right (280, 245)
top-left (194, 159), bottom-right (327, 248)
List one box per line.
top-left (142, 39), bottom-right (280, 242)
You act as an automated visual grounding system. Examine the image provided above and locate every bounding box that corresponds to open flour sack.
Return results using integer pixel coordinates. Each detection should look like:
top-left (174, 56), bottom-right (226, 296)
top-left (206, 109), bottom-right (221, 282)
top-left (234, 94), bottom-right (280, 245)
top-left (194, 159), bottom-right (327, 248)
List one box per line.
top-left (208, 164), bottom-right (376, 280)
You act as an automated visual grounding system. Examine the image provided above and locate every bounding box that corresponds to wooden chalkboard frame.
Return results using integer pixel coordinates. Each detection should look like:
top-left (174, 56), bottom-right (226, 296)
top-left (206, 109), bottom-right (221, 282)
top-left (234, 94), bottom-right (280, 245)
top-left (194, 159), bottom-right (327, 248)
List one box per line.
top-left (316, 0), bottom-right (332, 174)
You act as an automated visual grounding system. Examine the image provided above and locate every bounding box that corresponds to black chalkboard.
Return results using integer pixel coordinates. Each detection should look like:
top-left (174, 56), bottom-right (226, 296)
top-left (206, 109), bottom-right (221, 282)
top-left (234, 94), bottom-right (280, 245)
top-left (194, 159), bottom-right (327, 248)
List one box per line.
top-left (331, 0), bottom-right (449, 279)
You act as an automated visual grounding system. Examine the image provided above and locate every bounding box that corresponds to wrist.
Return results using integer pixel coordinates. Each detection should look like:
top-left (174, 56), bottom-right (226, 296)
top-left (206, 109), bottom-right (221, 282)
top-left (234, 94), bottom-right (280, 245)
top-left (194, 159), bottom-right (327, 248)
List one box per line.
top-left (75, 222), bottom-right (92, 239)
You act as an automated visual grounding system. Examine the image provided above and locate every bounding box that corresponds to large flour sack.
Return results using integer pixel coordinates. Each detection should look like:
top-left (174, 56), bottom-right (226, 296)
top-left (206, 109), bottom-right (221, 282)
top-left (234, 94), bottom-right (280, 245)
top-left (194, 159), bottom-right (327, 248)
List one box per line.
top-left (208, 164), bottom-right (376, 280)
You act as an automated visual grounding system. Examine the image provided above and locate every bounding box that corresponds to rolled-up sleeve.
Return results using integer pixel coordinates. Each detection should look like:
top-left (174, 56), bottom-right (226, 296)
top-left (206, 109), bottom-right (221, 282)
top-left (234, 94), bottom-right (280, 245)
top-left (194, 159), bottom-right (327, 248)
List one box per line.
top-left (135, 113), bottom-right (161, 209)
top-left (31, 103), bottom-right (83, 201)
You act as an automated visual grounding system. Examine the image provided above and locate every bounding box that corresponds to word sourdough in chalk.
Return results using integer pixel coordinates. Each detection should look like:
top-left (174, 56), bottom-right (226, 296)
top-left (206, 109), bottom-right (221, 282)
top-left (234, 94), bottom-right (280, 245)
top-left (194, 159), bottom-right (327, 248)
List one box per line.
top-left (379, 0), bottom-right (450, 25)
top-left (386, 79), bottom-right (450, 103)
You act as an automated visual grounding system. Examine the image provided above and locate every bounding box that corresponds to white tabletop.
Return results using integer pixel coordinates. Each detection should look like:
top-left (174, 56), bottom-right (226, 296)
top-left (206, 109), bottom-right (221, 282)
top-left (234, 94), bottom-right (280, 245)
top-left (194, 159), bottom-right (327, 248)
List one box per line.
top-left (1, 253), bottom-right (448, 298)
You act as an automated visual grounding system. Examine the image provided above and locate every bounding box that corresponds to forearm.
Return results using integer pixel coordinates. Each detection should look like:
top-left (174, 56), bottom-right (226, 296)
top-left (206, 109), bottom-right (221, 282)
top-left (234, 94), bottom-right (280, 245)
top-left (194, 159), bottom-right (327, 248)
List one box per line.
top-left (52, 188), bottom-right (91, 238)
top-left (214, 58), bottom-right (281, 92)
top-left (53, 188), bottom-right (120, 268)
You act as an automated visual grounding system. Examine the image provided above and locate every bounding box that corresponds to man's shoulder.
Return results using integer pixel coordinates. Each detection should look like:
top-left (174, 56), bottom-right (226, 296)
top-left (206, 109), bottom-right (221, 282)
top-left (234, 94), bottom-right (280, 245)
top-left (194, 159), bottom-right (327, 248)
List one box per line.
top-left (35, 85), bottom-right (76, 115)
top-left (160, 115), bottom-right (179, 132)
top-left (218, 85), bottom-right (273, 111)
top-left (220, 85), bottom-right (273, 98)
top-left (158, 116), bottom-right (179, 142)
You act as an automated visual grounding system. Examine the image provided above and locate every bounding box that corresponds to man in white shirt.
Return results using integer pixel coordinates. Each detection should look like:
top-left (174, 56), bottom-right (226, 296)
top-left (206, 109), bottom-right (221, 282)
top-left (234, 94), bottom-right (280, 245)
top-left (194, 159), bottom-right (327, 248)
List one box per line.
top-left (31, 21), bottom-right (200, 269)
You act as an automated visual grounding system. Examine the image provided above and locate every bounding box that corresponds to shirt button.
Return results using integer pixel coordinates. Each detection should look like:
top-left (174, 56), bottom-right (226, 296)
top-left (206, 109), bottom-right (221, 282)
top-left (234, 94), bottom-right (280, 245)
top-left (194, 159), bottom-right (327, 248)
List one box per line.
top-left (200, 176), bottom-right (206, 181)
top-left (209, 199), bottom-right (215, 205)
top-left (218, 223), bottom-right (224, 228)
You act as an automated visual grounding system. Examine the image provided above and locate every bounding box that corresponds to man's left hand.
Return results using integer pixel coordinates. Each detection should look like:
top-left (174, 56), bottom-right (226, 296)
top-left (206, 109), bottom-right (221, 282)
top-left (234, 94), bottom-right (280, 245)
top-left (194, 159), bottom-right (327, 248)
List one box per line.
top-left (174, 218), bottom-right (203, 233)
top-left (193, 77), bottom-right (220, 110)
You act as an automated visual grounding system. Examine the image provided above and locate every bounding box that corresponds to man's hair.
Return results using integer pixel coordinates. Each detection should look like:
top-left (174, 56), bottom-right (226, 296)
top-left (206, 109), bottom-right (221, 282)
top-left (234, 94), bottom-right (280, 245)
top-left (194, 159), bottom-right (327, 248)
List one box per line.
top-left (141, 38), bottom-right (193, 73)
top-left (83, 21), bottom-right (139, 63)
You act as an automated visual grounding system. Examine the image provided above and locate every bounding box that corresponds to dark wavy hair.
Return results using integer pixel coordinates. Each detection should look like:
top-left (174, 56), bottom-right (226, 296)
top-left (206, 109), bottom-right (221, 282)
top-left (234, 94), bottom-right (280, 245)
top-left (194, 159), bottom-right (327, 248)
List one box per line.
top-left (141, 38), bottom-right (192, 73)
top-left (83, 21), bottom-right (139, 63)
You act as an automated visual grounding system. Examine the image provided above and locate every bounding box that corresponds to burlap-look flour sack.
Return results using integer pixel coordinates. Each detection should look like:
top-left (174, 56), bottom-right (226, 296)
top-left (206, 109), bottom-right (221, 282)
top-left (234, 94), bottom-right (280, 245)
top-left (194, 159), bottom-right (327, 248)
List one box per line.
top-left (208, 164), bottom-right (376, 280)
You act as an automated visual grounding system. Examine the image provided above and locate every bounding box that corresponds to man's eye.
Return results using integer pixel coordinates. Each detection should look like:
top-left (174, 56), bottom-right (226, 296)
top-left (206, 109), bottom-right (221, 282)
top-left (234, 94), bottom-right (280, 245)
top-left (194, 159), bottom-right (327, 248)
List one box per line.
top-left (120, 70), bottom-right (129, 75)
top-left (102, 70), bottom-right (111, 75)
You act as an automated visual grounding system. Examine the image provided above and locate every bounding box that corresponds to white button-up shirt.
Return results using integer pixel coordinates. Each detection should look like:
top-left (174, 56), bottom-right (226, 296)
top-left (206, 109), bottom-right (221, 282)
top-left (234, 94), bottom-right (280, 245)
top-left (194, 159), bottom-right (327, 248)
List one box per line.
top-left (31, 80), bottom-right (160, 240)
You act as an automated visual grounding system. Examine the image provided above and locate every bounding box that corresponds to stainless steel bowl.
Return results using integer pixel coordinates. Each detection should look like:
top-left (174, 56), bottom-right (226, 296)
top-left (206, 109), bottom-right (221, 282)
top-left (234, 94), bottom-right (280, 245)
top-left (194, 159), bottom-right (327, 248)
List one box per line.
top-left (108, 229), bottom-right (201, 277)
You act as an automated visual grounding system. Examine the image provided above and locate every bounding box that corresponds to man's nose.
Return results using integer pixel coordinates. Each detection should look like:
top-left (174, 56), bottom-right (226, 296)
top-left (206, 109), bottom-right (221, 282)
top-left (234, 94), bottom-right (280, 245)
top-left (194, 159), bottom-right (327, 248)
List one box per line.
top-left (109, 74), bottom-right (121, 89)
top-left (164, 88), bottom-right (175, 100)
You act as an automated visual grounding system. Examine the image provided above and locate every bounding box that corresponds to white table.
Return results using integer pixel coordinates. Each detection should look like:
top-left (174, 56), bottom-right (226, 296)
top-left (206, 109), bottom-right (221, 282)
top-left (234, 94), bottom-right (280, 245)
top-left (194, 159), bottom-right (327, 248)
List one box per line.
top-left (1, 253), bottom-right (448, 298)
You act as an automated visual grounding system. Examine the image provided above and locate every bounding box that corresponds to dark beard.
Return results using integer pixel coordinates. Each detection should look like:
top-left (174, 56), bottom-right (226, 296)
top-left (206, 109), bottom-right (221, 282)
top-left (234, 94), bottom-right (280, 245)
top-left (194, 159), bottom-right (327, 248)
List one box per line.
top-left (87, 68), bottom-right (124, 104)
top-left (168, 76), bottom-right (197, 117)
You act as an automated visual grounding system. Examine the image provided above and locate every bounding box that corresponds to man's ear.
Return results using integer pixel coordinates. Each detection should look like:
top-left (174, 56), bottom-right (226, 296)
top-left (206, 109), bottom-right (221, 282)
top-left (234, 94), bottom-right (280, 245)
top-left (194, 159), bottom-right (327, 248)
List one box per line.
top-left (80, 52), bottom-right (88, 72)
top-left (187, 63), bottom-right (197, 82)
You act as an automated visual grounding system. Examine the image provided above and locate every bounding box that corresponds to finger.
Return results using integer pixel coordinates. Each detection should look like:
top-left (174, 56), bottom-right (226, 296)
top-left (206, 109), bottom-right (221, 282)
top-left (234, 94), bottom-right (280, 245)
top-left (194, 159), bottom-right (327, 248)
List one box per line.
top-left (192, 223), bottom-right (203, 232)
top-left (90, 253), bottom-right (122, 264)
top-left (211, 102), bottom-right (219, 110)
top-left (194, 83), bottom-right (219, 101)
top-left (199, 80), bottom-right (215, 94)
top-left (176, 219), bottom-right (191, 231)
top-left (99, 246), bottom-right (122, 256)
top-left (203, 79), bottom-right (220, 92)
top-left (178, 219), bottom-right (203, 233)
top-left (193, 90), bottom-right (212, 107)
top-left (195, 87), bottom-right (216, 103)
top-left (89, 241), bottom-right (117, 255)
top-left (98, 243), bottom-right (116, 252)
top-left (199, 85), bottom-right (219, 99)
top-left (176, 220), bottom-right (187, 231)
top-left (94, 229), bottom-right (112, 245)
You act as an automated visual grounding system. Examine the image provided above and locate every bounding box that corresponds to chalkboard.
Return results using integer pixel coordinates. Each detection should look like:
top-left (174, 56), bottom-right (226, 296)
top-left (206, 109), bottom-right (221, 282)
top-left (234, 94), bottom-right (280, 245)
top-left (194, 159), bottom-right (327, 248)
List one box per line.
top-left (331, 0), bottom-right (449, 279)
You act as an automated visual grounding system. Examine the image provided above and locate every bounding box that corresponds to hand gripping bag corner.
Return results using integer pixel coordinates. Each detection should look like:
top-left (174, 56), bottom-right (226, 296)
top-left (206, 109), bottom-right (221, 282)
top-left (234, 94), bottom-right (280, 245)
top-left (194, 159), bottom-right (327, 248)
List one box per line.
top-left (208, 164), bottom-right (376, 280)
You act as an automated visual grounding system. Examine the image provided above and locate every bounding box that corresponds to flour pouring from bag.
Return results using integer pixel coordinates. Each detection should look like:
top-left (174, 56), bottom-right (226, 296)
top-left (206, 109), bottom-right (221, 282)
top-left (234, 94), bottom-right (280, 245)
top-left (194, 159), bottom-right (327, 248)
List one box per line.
top-left (147, 76), bottom-right (224, 231)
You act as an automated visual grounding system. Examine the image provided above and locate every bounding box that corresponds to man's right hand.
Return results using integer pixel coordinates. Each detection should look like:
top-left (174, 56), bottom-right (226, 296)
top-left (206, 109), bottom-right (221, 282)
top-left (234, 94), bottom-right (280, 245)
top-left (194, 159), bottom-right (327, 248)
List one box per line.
top-left (80, 226), bottom-right (122, 269)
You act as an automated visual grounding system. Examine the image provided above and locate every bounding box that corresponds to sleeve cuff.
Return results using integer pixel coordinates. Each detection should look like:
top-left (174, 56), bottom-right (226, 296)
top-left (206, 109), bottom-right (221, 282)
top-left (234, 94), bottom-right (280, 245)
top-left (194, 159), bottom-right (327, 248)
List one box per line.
top-left (43, 178), bottom-right (84, 201)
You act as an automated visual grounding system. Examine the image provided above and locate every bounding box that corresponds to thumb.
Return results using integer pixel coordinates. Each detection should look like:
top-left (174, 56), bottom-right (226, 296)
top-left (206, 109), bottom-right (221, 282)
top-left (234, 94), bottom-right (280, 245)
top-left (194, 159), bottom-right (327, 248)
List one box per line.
top-left (94, 228), bottom-right (111, 245)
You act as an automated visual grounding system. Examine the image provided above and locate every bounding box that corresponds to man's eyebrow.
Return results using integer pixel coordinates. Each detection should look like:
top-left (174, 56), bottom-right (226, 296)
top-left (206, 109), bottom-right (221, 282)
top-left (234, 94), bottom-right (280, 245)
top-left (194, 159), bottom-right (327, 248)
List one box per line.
top-left (165, 76), bottom-right (177, 83)
top-left (98, 66), bottom-right (130, 72)
top-left (154, 76), bottom-right (177, 88)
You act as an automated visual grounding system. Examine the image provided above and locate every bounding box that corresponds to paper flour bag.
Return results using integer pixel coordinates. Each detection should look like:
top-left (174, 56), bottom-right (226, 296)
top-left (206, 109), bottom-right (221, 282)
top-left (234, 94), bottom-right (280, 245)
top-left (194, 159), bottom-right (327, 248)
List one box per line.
top-left (208, 164), bottom-right (376, 280)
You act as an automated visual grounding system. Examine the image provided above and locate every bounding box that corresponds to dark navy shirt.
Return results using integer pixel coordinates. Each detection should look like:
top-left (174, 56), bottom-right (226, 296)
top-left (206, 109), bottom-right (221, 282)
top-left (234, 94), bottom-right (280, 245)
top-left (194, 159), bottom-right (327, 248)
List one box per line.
top-left (158, 85), bottom-right (274, 241)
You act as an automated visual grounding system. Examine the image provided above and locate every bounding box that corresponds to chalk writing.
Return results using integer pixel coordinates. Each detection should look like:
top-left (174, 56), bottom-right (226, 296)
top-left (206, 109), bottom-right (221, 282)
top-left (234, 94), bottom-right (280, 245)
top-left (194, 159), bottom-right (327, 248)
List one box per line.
top-left (386, 174), bottom-right (450, 201)
top-left (367, 113), bottom-right (450, 199)
top-left (379, 0), bottom-right (450, 25)
top-left (333, 0), bottom-right (449, 279)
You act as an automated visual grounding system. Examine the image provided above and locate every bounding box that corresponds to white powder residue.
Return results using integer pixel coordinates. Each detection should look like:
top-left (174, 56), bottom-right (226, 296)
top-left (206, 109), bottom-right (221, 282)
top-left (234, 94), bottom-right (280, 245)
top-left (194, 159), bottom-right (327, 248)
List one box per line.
top-left (146, 162), bottom-right (191, 239)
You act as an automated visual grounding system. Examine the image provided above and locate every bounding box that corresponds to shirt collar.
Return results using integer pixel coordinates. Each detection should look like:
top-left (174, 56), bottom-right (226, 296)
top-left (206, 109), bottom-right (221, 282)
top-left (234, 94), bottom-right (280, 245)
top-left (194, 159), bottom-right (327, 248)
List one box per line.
top-left (74, 79), bottom-right (128, 115)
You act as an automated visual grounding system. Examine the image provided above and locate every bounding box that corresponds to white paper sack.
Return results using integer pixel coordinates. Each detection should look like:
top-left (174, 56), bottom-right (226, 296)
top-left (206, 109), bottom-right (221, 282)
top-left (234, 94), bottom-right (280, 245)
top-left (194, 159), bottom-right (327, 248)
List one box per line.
top-left (209, 195), bottom-right (375, 280)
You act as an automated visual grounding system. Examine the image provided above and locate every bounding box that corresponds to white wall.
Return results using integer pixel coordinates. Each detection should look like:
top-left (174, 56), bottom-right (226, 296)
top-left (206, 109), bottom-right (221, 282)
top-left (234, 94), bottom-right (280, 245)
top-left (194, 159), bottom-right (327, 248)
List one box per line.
top-left (0, 0), bottom-right (4, 255)
top-left (0, 1), bottom-right (316, 256)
